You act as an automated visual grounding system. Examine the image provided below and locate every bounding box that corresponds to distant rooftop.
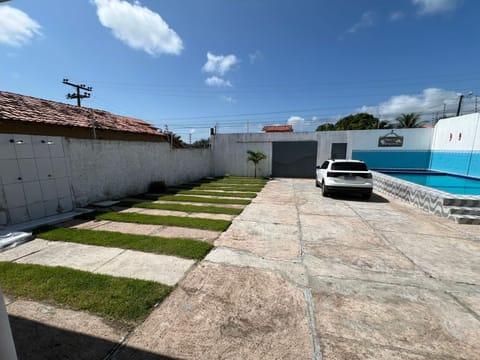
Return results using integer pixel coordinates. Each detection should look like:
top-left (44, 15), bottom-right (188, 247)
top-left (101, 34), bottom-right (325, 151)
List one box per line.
top-left (262, 125), bottom-right (293, 133)
top-left (0, 90), bottom-right (168, 141)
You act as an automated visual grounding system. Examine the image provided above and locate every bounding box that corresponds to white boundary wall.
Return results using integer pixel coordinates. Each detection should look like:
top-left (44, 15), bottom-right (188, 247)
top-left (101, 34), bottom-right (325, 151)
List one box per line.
top-left (212, 128), bottom-right (433, 177)
top-left (0, 134), bottom-right (213, 226)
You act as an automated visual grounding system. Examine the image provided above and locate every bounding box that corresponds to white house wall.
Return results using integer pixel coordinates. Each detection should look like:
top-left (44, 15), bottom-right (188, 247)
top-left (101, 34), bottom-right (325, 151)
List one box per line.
top-left (430, 113), bottom-right (480, 177)
top-left (1, 134), bottom-right (213, 226)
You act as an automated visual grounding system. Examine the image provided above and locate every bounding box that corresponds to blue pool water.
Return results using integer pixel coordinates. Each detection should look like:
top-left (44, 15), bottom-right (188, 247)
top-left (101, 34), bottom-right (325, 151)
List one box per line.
top-left (380, 170), bottom-right (480, 195)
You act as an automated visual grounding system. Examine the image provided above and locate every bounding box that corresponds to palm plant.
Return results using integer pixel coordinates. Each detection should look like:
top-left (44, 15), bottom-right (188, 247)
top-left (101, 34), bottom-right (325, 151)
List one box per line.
top-left (395, 113), bottom-right (425, 128)
top-left (246, 150), bottom-right (267, 178)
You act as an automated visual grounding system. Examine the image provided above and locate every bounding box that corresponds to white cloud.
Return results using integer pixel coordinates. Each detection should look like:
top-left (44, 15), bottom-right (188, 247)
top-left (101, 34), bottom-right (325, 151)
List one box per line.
top-left (347, 11), bottom-right (375, 34)
top-left (359, 88), bottom-right (460, 119)
top-left (0, 5), bottom-right (42, 47)
top-left (205, 76), bottom-right (232, 87)
top-left (203, 52), bottom-right (239, 75)
top-left (93, 0), bottom-right (183, 56)
top-left (287, 116), bottom-right (305, 125)
top-left (221, 95), bottom-right (236, 103)
top-left (390, 11), bottom-right (405, 21)
top-left (412, 0), bottom-right (461, 14)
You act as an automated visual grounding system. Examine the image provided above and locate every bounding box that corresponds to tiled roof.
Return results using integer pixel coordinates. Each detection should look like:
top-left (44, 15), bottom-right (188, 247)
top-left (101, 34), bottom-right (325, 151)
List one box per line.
top-left (262, 125), bottom-right (293, 132)
top-left (0, 91), bottom-right (165, 137)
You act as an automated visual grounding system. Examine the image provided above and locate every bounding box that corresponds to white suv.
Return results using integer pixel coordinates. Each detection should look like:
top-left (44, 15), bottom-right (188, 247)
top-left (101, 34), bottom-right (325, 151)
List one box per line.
top-left (316, 159), bottom-right (373, 199)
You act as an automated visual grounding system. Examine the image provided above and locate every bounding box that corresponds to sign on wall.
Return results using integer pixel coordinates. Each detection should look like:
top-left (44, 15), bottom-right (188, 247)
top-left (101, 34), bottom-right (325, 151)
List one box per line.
top-left (378, 131), bottom-right (404, 147)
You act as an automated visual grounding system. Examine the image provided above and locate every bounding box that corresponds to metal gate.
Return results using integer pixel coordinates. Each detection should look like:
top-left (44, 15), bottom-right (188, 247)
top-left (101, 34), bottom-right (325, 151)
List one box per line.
top-left (272, 141), bottom-right (318, 178)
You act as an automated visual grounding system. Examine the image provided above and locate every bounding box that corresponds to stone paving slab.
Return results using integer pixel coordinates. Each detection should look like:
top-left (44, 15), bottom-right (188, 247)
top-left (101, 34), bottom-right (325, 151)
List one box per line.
top-left (6, 240), bottom-right (194, 285)
top-left (301, 216), bottom-right (387, 249)
top-left (114, 262), bottom-right (313, 360)
top-left (215, 219), bottom-right (301, 260)
top-left (7, 299), bottom-right (126, 360)
top-left (310, 277), bottom-right (480, 360)
top-left (206, 247), bottom-right (307, 286)
top-left (119, 207), bottom-right (235, 221)
top-left (94, 250), bottom-right (195, 286)
top-left (236, 203), bottom-right (298, 225)
top-left (80, 221), bottom-right (220, 242)
top-left (15, 240), bottom-right (125, 272)
top-left (384, 232), bottom-right (480, 284)
top-left (153, 199), bottom-right (245, 209)
top-left (319, 336), bottom-right (435, 360)
top-left (0, 239), bottom-right (50, 262)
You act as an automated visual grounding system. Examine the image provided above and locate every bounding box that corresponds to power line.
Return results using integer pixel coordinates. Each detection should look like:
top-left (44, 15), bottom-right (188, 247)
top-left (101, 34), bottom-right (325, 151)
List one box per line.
top-left (62, 79), bottom-right (93, 107)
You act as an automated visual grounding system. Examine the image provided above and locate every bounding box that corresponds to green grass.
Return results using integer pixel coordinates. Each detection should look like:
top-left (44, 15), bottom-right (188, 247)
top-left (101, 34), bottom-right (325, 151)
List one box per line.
top-left (37, 228), bottom-right (213, 260)
top-left (132, 201), bottom-right (242, 215)
top-left (0, 262), bottom-right (171, 323)
top-left (177, 190), bottom-right (257, 198)
top-left (97, 212), bottom-right (231, 231)
top-left (151, 195), bottom-right (251, 205)
top-left (196, 185), bottom-right (264, 192)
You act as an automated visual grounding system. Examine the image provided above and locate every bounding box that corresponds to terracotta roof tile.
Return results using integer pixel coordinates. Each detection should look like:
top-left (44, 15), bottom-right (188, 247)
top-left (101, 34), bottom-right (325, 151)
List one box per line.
top-left (262, 125), bottom-right (293, 132)
top-left (0, 91), bottom-right (165, 138)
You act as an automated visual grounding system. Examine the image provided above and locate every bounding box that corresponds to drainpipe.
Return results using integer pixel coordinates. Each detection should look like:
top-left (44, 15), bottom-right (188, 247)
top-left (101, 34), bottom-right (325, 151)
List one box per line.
top-left (0, 288), bottom-right (17, 360)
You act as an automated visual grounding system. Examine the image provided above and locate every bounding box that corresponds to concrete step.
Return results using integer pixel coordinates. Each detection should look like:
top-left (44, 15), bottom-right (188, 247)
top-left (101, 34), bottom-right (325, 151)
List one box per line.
top-left (447, 207), bottom-right (480, 216)
top-left (450, 214), bottom-right (480, 225)
top-left (443, 198), bottom-right (480, 207)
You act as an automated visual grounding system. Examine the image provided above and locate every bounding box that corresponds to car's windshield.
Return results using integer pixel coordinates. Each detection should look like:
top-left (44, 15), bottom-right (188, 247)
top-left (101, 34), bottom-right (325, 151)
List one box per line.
top-left (331, 162), bottom-right (368, 171)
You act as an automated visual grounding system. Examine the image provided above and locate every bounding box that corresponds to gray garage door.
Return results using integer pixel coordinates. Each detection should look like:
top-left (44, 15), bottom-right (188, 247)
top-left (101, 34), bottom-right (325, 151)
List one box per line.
top-left (272, 141), bottom-right (318, 178)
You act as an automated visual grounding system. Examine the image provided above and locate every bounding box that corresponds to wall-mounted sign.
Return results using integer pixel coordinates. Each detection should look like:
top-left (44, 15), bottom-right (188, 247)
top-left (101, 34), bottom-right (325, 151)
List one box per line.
top-left (378, 131), bottom-right (404, 147)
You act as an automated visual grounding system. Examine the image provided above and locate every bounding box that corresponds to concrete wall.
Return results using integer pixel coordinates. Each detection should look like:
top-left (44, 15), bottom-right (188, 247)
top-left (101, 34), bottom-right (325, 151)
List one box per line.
top-left (212, 128), bottom-right (434, 176)
top-left (65, 138), bottom-right (213, 207)
top-left (1, 134), bottom-right (213, 226)
top-left (430, 113), bottom-right (480, 177)
top-left (350, 128), bottom-right (434, 169)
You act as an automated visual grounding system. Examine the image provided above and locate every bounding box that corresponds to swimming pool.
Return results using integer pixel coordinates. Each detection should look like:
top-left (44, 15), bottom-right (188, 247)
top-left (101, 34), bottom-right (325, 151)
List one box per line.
top-left (379, 170), bottom-right (480, 195)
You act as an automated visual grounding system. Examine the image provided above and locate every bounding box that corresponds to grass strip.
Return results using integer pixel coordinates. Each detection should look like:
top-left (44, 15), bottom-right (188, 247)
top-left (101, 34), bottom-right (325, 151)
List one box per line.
top-left (0, 262), bottom-right (171, 323)
top-left (97, 212), bottom-right (231, 231)
top-left (177, 190), bottom-right (257, 198)
top-left (151, 195), bottom-right (251, 205)
top-left (133, 202), bottom-right (242, 215)
top-left (37, 228), bottom-right (213, 260)
top-left (197, 185), bottom-right (264, 192)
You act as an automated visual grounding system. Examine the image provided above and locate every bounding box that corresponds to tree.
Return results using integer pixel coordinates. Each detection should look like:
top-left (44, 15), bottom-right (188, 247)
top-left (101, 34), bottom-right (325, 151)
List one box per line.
top-left (191, 138), bottom-right (211, 148)
top-left (334, 113), bottom-right (381, 130)
top-left (316, 123), bottom-right (336, 131)
top-left (396, 113), bottom-right (426, 128)
top-left (375, 119), bottom-right (393, 129)
top-left (247, 150), bottom-right (267, 178)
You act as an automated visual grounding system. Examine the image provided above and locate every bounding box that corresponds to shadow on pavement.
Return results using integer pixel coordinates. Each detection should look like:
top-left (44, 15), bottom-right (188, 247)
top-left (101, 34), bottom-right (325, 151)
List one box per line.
top-left (10, 315), bottom-right (180, 360)
top-left (328, 192), bottom-right (390, 203)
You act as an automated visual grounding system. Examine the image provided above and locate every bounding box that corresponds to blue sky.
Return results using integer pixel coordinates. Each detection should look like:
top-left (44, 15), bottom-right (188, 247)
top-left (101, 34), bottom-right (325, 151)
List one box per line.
top-left (1, 0), bottom-right (480, 141)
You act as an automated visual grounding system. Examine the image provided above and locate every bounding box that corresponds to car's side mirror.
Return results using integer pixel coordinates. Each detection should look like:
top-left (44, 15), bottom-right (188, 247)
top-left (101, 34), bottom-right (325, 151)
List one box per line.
top-left (316, 165), bottom-right (320, 169)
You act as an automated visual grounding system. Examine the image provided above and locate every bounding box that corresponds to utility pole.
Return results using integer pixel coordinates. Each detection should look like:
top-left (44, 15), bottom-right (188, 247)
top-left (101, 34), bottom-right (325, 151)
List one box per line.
top-left (456, 94), bottom-right (464, 117)
top-left (62, 79), bottom-right (92, 107)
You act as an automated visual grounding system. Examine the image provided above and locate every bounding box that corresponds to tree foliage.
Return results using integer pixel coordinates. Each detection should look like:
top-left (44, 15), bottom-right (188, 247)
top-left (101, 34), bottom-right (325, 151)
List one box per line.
top-left (191, 138), bottom-right (211, 148)
top-left (395, 113), bottom-right (425, 128)
top-left (246, 150), bottom-right (267, 178)
top-left (316, 113), bottom-right (392, 131)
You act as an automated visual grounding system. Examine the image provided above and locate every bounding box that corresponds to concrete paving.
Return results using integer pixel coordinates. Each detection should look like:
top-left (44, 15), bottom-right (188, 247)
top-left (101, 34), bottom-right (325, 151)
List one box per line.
top-left (1, 239), bottom-right (195, 286)
top-left (117, 178), bottom-right (480, 360)
top-left (72, 219), bottom-right (221, 242)
top-left (118, 206), bottom-right (235, 221)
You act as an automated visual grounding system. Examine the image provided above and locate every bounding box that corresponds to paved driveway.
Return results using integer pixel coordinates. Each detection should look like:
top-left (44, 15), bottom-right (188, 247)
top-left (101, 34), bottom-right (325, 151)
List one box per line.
top-left (117, 178), bottom-right (480, 360)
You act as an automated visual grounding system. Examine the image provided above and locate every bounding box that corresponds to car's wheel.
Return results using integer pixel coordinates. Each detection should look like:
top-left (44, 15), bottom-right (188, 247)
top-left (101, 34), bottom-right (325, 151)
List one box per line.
top-left (321, 181), bottom-right (329, 197)
top-left (315, 179), bottom-right (320, 187)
